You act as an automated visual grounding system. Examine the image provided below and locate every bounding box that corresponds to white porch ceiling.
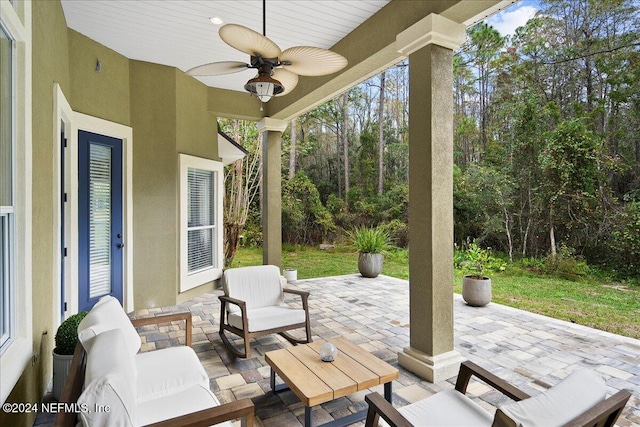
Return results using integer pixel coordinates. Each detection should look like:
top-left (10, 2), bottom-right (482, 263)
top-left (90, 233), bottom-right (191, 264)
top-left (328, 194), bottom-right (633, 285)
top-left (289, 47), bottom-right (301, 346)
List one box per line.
top-left (60, 0), bottom-right (390, 95)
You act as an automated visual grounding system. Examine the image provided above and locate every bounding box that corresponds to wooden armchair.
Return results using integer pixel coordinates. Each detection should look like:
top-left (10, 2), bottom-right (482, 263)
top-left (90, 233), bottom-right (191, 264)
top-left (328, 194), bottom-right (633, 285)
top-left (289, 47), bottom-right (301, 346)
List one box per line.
top-left (365, 361), bottom-right (631, 427)
top-left (219, 265), bottom-right (312, 358)
top-left (54, 298), bottom-right (254, 427)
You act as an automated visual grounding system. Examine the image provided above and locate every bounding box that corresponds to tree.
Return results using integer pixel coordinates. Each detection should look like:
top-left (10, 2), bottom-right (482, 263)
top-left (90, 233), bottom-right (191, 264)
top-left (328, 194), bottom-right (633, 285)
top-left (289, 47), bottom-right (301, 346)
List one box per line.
top-left (220, 119), bottom-right (262, 267)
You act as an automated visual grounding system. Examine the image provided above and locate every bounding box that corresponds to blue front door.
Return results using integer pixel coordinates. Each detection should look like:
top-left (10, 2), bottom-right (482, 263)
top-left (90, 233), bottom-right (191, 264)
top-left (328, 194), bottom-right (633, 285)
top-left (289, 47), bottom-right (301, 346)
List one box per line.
top-left (78, 130), bottom-right (124, 311)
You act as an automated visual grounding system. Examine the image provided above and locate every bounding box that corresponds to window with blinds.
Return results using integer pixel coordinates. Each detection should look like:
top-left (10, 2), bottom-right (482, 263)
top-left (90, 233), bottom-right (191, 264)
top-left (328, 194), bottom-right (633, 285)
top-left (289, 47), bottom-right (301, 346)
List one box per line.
top-left (179, 154), bottom-right (223, 292)
top-left (187, 168), bottom-right (215, 273)
top-left (0, 23), bottom-right (14, 351)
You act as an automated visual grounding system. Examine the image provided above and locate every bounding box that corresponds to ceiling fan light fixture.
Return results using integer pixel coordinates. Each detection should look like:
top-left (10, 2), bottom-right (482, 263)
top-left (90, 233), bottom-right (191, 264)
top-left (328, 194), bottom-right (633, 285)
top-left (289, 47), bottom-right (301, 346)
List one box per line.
top-left (244, 74), bottom-right (284, 103)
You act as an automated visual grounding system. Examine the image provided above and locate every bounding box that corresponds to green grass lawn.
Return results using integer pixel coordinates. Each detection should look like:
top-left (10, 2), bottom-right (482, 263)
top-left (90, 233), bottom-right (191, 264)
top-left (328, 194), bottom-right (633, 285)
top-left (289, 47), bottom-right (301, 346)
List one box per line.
top-left (232, 245), bottom-right (640, 339)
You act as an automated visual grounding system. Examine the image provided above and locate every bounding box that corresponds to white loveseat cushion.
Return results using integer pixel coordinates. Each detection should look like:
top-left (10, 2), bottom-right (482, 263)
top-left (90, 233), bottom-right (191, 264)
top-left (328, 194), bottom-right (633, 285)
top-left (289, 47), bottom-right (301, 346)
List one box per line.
top-left (493, 369), bottom-right (607, 427)
top-left (137, 385), bottom-right (232, 427)
top-left (136, 346), bottom-right (210, 402)
top-left (222, 265), bottom-right (283, 313)
top-left (78, 329), bottom-right (138, 427)
top-left (78, 295), bottom-right (142, 356)
top-left (228, 305), bottom-right (306, 332)
top-left (378, 389), bottom-right (493, 427)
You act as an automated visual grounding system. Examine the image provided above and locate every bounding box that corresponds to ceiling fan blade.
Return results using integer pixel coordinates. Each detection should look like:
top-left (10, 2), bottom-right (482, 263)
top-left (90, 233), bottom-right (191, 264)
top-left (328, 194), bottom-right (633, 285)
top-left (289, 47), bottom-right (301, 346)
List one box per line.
top-left (219, 24), bottom-right (282, 58)
top-left (273, 68), bottom-right (299, 96)
top-left (280, 46), bottom-right (347, 76)
top-left (186, 61), bottom-right (249, 76)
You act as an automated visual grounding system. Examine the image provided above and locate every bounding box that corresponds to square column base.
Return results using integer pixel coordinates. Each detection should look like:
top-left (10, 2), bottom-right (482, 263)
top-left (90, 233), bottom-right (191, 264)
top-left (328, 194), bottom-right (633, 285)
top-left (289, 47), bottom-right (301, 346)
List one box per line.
top-left (398, 347), bottom-right (465, 383)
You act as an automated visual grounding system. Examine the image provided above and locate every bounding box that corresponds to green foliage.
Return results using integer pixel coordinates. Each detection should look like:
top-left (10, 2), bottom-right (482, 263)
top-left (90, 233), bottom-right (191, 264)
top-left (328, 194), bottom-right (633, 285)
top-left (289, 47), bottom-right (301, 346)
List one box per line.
top-left (609, 202), bottom-right (640, 275)
top-left (456, 240), bottom-right (506, 278)
top-left (348, 225), bottom-right (391, 254)
top-left (282, 172), bottom-right (335, 245)
top-left (541, 244), bottom-right (591, 280)
top-left (54, 311), bottom-right (88, 355)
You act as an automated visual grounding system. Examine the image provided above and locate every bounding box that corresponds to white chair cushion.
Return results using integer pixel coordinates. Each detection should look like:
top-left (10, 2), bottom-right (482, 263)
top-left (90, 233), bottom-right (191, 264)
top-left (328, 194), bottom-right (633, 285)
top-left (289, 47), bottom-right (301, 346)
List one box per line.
top-left (228, 306), bottom-right (306, 332)
top-left (78, 329), bottom-right (137, 426)
top-left (136, 384), bottom-right (232, 427)
top-left (222, 265), bottom-right (283, 313)
top-left (78, 295), bottom-right (142, 356)
top-left (79, 373), bottom-right (137, 427)
top-left (136, 346), bottom-right (209, 402)
top-left (379, 389), bottom-right (493, 427)
top-left (493, 370), bottom-right (607, 427)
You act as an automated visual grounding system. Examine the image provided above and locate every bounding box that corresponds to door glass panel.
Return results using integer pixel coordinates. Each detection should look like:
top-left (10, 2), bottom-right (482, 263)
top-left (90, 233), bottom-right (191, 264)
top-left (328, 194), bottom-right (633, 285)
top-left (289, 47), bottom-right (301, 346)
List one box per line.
top-left (89, 144), bottom-right (112, 298)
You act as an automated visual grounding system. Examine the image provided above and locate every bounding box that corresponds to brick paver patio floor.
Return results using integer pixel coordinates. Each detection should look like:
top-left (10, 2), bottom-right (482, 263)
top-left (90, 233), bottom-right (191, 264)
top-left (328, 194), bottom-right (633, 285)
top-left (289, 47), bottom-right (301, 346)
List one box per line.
top-left (121, 275), bottom-right (640, 425)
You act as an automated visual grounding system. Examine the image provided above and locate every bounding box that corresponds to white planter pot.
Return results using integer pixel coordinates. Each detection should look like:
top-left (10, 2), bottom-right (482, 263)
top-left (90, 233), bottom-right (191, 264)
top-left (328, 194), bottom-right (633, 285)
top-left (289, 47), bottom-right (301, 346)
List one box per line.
top-left (462, 276), bottom-right (492, 307)
top-left (52, 350), bottom-right (75, 401)
top-left (358, 253), bottom-right (383, 278)
top-left (283, 269), bottom-right (297, 282)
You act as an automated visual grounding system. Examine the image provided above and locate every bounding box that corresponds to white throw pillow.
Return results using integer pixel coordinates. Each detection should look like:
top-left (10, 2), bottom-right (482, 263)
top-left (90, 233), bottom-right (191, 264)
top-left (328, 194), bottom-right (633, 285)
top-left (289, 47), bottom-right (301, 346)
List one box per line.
top-left (493, 370), bottom-right (607, 427)
top-left (77, 295), bottom-right (141, 356)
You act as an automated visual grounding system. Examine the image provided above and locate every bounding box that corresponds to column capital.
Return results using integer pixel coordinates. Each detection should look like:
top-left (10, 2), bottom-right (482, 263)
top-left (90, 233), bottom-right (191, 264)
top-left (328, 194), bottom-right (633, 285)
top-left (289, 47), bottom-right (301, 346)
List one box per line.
top-left (396, 13), bottom-right (466, 56)
top-left (257, 117), bottom-right (289, 134)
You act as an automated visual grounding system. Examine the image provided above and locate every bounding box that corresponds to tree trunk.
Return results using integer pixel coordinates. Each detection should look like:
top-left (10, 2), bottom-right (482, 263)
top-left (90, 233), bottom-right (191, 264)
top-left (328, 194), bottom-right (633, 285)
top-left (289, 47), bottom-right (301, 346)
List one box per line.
top-left (549, 205), bottom-right (557, 261)
top-left (288, 118), bottom-right (296, 179)
top-left (224, 222), bottom-right (243, 267)
top-left (342, 93), bottom-right (350, 205)
top-left (503, 207), bottom-right (513, 262)
top-left (378, 71), bottom-right (385, 195)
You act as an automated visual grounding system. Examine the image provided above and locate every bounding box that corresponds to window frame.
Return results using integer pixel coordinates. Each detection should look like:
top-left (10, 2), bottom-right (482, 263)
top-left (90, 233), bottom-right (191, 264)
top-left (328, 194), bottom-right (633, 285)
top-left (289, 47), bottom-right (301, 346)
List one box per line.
top-left (0, 20), bottom-right (14, 352)
top-left (0, 0), bottom-right (32, 405)
top-left (179, 154), bottom-right (223, 292)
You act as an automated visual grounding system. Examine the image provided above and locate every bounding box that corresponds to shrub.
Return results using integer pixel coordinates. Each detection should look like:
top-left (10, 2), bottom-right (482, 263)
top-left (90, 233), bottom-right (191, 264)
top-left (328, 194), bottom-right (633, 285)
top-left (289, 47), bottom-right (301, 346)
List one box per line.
top-left (54, 311), bottom-right (88, 355)
top-left (348, 225), bottom-right (391, 254)
top-left (457, 240), bottom-right (506, 278)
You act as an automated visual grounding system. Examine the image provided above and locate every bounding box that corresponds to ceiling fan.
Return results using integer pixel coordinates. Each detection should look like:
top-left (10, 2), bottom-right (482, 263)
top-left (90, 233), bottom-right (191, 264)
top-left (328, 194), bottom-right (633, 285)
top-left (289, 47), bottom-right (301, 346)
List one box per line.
top-left (187, 0), bottom-right (348, 106)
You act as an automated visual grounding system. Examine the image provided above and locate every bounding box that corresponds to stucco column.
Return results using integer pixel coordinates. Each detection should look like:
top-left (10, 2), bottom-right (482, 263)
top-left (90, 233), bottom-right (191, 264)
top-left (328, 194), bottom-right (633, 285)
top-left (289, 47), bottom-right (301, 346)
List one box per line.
top-left (256, 118), bottom-right (288, 267)
top-left (396, 14), bottom-right (467, 383)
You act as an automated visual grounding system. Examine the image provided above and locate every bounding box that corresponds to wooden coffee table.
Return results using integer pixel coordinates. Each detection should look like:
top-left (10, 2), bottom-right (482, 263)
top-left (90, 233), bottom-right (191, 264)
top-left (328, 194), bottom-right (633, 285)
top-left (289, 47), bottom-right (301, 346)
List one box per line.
top-left (265, 337), bottom-right (399, 427)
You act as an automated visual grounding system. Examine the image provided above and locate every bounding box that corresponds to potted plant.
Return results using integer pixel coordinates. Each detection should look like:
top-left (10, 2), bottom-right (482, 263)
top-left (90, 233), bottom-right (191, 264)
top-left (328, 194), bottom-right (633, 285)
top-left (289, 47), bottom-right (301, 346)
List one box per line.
top-left (460, 241), bottom-right (493, 307)
top-left (349, 225), bottom-right (390, 278)
top-left (52, 311), bottom-right (88, 400)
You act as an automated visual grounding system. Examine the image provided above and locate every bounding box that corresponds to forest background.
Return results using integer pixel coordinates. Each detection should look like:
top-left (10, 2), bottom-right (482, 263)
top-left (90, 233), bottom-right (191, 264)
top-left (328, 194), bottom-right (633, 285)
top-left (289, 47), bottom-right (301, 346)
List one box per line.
top-left (220, 0), bottom-right (640, 284)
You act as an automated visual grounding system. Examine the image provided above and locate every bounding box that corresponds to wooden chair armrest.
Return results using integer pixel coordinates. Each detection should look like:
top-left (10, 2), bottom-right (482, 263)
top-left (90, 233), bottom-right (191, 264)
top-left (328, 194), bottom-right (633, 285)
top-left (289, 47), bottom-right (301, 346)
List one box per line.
top-left (283, 288), bottom-right (310, 299)
top-left (364, 392), bottom-right (412, 427)
top-left (562, 389), bottom-right (631, 427)
top-left (53, 343), bottom-right (87, 427)
top-left (218, 295), bottom-right (247, 309)
top-left (131, 312), bottom-right (193, 347)
top-left (144, 398), bottom-right (255, 427)
top-left (455, 361), bottom-right (530, 401)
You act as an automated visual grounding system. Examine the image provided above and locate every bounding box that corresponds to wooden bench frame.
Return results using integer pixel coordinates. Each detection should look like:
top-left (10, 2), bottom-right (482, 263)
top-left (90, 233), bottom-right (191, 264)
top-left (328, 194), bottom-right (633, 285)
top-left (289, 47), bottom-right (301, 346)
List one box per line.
top-left (219, 288), bottom-right (312, 358)
top-left (364, 360), bottom-right (631, 427)
top-left (54, 312), bottom-right (254, 427)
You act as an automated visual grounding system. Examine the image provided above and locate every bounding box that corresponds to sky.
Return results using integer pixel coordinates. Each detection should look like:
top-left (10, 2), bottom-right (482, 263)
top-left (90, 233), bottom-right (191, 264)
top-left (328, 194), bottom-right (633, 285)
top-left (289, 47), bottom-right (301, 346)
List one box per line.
top-left (486, 0), bottom-right (540, 37)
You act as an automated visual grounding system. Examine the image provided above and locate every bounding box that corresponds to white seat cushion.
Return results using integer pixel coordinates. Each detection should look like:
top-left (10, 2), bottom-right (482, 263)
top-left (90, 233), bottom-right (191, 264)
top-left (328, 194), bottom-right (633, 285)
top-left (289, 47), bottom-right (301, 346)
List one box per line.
top-left (78, 295), bottom-right (142, 356)
top-left (228, 305), bottom-right (306, 332)
top-left (136, 346), bottom-right (209, 402)
top-left (493, 369), bottom-right (607, 427)
top-left (222, 265), bottom-right (284, 313)
top-left (380, 389), bottom-right (493, 427)
top-left (78, 329), bottom-right (138, 426)
top-left (136, 384), bottom-right (231, 427)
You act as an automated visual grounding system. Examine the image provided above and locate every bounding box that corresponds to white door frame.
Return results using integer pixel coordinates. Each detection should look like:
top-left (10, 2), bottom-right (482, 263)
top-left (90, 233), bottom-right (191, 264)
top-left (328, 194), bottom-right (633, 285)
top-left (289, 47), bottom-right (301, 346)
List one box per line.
top-left (53, 84), bottom-right (134, 319)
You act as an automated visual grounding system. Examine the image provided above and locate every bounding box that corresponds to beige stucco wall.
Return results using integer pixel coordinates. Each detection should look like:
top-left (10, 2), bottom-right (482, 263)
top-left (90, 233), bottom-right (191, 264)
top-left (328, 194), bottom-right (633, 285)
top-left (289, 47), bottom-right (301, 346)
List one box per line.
top-left (68, 29), bottom-right (131, 126)
top-left (0, 1), bottom-right (70, 424)
top-left (130, 61), bottom-right (179, 309)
